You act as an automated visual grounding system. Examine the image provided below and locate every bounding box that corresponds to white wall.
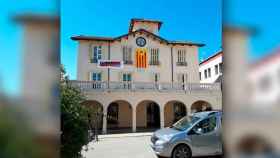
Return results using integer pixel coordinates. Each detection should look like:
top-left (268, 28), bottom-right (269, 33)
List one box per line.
top-left (199, 53), bottom-right (222, 83)
top-left (248, 55), bottom-right (280, 106)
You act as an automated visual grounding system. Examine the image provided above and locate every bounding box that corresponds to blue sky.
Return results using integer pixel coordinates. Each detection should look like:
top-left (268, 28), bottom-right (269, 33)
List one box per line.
top-left (61, 0), bottom-right (222, 80)
top-left (1, 0), bottom-right (279, 96)
top-left (225, 0), bottom-right (280, 61)
top-left (0, 0), bottom-right (57, 96)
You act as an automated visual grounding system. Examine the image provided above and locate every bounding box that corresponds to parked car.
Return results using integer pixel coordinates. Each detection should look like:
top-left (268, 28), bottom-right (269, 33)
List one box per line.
top-left (151, 111), bottom-right (222, 158)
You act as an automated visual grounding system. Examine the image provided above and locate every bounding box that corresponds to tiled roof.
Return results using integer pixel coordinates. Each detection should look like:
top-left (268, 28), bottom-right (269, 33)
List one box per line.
top-left (71, 35), bottom-right (114, 41)
top-left (199, 51), bottom-right (223, 65)
top-left (250, 47), bottom-right (280, 69)
top-left (71, 29), bottom-right (205, 47)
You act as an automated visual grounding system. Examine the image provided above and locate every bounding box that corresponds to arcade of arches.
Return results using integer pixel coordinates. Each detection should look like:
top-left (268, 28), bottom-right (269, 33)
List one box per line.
top-left (82, 99), bottom-right (214, 134)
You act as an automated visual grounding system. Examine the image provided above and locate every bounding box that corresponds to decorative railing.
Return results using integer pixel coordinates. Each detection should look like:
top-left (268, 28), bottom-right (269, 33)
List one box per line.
top-left (70, 80), bottom-right (221, 93)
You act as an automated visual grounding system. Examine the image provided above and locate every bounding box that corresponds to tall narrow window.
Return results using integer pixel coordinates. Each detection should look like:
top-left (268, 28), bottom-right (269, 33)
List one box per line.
top-left (177, 49), bottom-right (187, 66)
top-left (154, 73), bottom-right (160, 82)
top-left (92, 72), bottom-right (102, 89)
top-left (92, 46), bottom-right (102, 63)
top-left (177, 73), bottom-right (188, 89)
top-left (215, 65), bottom-right (219, 75)
top-left (122, 73), bottom-right (132, 89)
top-left (199, 72), bottom-right (202, 80)
top-left (122, 46), bottom-right (132, 64)
top-left (219, 63), bottom-right (223, 73)
top-left (204, 69), bottom-right (207, 79)
top-left (150, 48), bottom-right (160, 65)
top-left (208, 68), bottom-right (211, 78)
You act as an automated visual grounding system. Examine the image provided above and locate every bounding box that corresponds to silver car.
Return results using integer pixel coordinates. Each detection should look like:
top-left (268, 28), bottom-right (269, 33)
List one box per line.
top-left (151, 111), bottom-right (222, 158)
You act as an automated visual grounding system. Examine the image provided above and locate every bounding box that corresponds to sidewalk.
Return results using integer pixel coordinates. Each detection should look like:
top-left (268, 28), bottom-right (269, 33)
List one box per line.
top-left (99, 132), bottom-right (153, 139)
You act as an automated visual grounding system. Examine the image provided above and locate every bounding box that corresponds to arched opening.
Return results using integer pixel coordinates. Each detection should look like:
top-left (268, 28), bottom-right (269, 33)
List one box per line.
top-left (191, 100), bottom-right (212, 113)
top-left (236, 135), bottom-right (274, 156)
top-left (136, 100), bottom-right (160, 131)
top-left (107, 100), bottom-right (132, 133)
top-left (81, 100), bottom-right (103, 132)
top-left (164, 101), bottom-right (187, 127)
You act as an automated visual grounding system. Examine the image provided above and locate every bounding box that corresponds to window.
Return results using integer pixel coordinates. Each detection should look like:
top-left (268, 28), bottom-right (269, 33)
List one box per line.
top-left (204, 69), bottom-right (207, 79)
top-left (259, 76), bottom-right (271, 92)
top-left (177, 49), bottom-right (187, 66)
top-left (123, 73), bottom-right (132, 89)
top-left (208, 68), bottom-right (211, 78)
top-left (122, 46), bottom-right (132, 64)
top-left (123, 73), bottom-right (132, 81)
top-left (154, 73), bottom-right (160, 82)
top-left (177, 73), bottom-right (188, 83)
top-left (92, 72), bottom-right (101, 81)
top-left (193, 116), bottom-right (217, 133)
top-left (219, 63), bottom-right (222, 73)
top-left (92, 72), bottom-right (102, 89)
top-left (199, 72), bottom-right (202, 80)
top-left (91, 46), bottom-right (102, 63)
top-left (215, 65), bottom-right (219, 75)
top-left (150, 48), bottom-right (160, 65)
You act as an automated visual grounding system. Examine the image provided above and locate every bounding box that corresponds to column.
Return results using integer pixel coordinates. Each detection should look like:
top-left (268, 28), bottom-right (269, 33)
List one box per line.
top-left (132, 107), bottom-right (136, 132)
top-left (102, 109), bottom-right (107, 134)
top-left (187, 105), bottom-right (192, 116)
top-left (160, 106), bottom-right (165, 129)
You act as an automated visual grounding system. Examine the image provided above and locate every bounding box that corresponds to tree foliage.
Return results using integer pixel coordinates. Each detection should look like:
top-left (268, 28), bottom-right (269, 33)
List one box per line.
top-left (60, 66), bottom-right (90, 158)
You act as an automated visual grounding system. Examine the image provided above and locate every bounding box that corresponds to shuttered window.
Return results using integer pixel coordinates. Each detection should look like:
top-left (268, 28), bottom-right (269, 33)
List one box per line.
top-left (177, 49), bottom-right (187, 66)
top-left (150, 48), bottom-right (159, 65)
top-left (122, 46), bottom-right (132, 64)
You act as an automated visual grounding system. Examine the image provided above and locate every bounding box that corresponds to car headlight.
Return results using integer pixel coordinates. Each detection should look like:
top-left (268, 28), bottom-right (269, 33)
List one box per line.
top-left (155, 139), bottom-right (168, 146)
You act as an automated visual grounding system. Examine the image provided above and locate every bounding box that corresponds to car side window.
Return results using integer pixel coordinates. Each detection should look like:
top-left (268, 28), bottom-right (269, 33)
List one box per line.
top-left (194, 116), bottom-right (217, 133)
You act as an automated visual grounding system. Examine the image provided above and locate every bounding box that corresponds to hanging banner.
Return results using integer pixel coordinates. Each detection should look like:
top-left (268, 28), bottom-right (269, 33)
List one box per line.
top-left (135, 48), bottom-right (147, 68)
top-left (97, 60), bottom-right (123, 69)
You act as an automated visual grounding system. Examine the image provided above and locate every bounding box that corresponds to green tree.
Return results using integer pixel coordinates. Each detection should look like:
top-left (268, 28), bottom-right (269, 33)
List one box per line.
top-left (60, 66), bottom-right (91, 158)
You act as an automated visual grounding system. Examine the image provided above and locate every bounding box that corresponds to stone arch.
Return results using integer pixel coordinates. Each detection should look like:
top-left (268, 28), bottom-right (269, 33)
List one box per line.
top-left (191, 100), bottom-right (212, 113)
top-left (136, 100), bottom-right (161, 131)
top-left (81, 100), bottom-right (104, 130)
top-left (164, 100), bottom-right (187, 127)
top-left (107, 100), bottom-right (133, 133)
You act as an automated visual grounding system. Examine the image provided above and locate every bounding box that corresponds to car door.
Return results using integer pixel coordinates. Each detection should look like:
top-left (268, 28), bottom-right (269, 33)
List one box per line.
top-left (190, 115), bottom-right (221, 156)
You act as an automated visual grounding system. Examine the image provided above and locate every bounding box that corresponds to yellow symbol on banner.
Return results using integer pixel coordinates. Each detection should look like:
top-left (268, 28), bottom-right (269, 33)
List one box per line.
top-left (135, 48), bottom-right (147, 68)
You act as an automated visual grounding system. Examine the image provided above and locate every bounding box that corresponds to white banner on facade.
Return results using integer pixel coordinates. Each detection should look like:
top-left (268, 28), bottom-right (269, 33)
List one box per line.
top-left (97, 60), bottom-right (123, 69)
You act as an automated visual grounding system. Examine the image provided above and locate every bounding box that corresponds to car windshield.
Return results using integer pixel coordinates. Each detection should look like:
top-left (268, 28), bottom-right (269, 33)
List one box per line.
top-left (171, 116), bottom-right (200, 131)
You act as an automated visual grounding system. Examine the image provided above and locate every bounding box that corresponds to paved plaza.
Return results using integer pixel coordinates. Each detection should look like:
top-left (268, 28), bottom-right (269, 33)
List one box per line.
top-left (82, 133), bottom-right (221, 158)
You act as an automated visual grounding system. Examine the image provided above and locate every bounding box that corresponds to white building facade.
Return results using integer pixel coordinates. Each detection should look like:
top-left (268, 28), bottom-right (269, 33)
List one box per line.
top-left (71, 19), bottom-right (222, 134)
top-left (248, 48), bottom-right (280, 107)
top-left (199, 51), bottom-right (223, 83)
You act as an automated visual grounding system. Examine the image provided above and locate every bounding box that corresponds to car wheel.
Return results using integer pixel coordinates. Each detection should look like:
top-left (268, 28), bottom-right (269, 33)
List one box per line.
top-left (172, 144), bottom-right (192, 158)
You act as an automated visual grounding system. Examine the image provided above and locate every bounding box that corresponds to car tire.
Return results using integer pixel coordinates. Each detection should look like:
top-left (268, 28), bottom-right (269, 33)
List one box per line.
top-left (172, 144), bottom-right (192, 158)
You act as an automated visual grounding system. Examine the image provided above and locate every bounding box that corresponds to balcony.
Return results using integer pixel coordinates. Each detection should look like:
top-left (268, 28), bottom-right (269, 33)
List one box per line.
top-left (70, 80), bottom-right (221, 93)
top-left (176, 62), bottom-right (187, 66)
top-left (149, 61), bottom-right (160, 66)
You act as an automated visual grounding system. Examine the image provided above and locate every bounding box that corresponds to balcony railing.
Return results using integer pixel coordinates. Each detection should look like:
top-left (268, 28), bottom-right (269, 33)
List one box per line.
top-left (70, 80), bottom-right (221, 93)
